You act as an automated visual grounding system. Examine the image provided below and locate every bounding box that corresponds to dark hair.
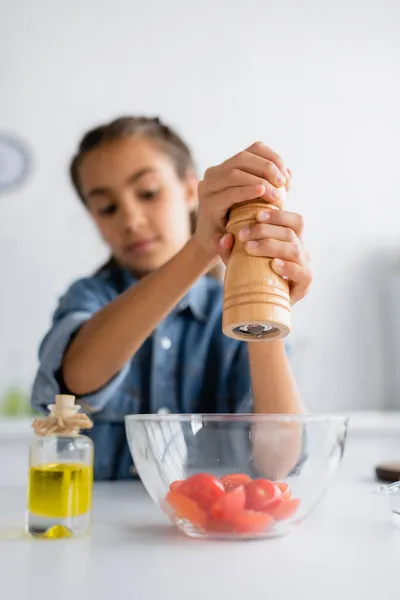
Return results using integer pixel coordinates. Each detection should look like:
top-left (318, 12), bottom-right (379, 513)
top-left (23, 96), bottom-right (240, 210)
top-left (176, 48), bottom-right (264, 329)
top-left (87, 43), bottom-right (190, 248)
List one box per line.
top-left (70, 116), bottom-right (195, 203)
top-left (69, 116), bottom-right (224, 280)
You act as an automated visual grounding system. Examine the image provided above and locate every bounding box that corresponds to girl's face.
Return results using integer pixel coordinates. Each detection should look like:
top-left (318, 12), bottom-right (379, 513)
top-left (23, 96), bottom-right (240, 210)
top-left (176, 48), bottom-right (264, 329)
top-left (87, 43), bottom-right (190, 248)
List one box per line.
top-left (78, 136), bottom-right (197, 276)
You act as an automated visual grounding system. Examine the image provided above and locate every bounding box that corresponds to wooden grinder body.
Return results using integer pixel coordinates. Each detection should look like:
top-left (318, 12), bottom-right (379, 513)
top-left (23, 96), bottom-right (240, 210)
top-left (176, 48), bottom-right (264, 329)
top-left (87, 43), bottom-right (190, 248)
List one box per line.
top-left (222, 198), bottom-right (291, 341)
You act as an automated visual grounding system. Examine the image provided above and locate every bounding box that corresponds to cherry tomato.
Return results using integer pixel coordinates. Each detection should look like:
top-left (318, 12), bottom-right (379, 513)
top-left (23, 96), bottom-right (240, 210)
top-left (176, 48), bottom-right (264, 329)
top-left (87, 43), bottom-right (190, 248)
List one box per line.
top-left (269, 498), bottom-right (300, 521)
top-left (169, 480), bottom-right (184, 493)
top-left (179, 473), bottom-right (225, 511)
top-left (209, 486), bottom-right (246, 521)
top-left (231, 510), bottom-right (274, 534)
top-left (276, 482), bottom-right (291, 501)
top-left (220, 473), bottom-right (251, 492)
top-left (165, 491), bottom-right (207, 529)
top-left (205, 519), bottom-right (235, 533)
top-left (245, 479), bottom-right (282, 512)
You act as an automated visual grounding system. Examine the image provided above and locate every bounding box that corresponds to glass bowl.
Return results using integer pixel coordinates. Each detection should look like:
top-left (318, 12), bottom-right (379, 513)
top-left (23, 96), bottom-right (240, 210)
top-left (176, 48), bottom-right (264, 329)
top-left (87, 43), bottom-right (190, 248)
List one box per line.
top-left (125, 414), bottom-right (348, 540)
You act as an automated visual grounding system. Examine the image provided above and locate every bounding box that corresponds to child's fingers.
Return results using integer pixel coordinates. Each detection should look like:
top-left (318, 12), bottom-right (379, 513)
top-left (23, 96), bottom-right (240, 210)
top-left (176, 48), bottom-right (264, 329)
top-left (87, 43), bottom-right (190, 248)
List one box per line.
top-left (241, 217), bottom-right (311, 264)
top-left (219, 233), bottom-right (234, 250)
top-left (256, 208), bottom-right (304, 238)
top-left (213, 233), bottom-right (233, 266)
top-left (270, 259), bottom-right (312, 305)
top-left (206, 184), bottom-right (266, 216)
top-left (244, 142), bottom-right (290, 181)
top-left (224, 150), bottom-right (287, 188)
top-left (244, 238), bottom-right (303, 265)
top-left (271, 258), bottom-right (311, 285)
top-left (200, 170), bottom-right (280, 206)
top-left (238, 223), bottom-right (300, 246)
top-left (200, 168), bottom-right (267, 194)
top-left (285, 168), bottom-right (292, 191)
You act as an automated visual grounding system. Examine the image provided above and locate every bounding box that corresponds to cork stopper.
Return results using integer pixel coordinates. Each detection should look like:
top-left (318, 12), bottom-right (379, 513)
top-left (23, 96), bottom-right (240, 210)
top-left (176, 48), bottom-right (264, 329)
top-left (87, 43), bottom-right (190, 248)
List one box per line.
top-left (49, 395), bottom-right (80, 418)
top-left (32, 394), bottom-right (93, 437)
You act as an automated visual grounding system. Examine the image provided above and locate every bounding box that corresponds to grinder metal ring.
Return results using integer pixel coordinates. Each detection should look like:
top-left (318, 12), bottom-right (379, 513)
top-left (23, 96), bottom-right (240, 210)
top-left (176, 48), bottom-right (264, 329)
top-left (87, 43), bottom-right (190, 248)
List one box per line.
top-left (232, 323), bottom-right (278, 338)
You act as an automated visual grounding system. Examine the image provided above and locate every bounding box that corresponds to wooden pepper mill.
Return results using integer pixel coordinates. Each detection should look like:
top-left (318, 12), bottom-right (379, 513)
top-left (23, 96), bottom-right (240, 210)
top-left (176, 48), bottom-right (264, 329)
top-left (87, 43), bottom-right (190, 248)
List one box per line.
top-left (222, 188), bottom-right (291, 341)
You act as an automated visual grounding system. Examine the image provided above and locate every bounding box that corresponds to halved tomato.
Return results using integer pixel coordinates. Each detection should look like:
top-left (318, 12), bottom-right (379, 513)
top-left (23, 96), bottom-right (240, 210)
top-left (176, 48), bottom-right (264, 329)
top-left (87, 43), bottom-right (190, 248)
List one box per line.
top-left (169, 480), bottom-right (184, 493)
top-left (165, 491), bottom-right (207, 528)
top-left (209, 485), bottom-right (246, 521)
top-left (231, 510), bottom-right (274, 534)
top-left (276, 482), bottom-right (291, 501)
top-left (245, 479), bottom-right (282, 512)
top-left (204, 519), bottom-right (235, 534)
top-left (178, 473), bottom-right (225, 511)
top-left (269, 498), bottom-right (300, 521)
top-left (220, 473), bottom-right (251, 492)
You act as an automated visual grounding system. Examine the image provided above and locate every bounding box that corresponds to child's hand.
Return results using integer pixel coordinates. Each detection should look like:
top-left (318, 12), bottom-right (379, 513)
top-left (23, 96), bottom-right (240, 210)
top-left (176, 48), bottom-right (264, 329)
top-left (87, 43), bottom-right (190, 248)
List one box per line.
top-left (195, 142), bottom-right (311, 305)
top-left (196, 142), bottom-right (289, 257)
top-left (219, 208), bottom-right (312, 305)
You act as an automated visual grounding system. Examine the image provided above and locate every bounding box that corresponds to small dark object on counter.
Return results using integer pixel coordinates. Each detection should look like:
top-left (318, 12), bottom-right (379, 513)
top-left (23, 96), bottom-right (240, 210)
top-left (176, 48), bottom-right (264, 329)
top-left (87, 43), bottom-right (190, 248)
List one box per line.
top-left (375, 463), bottom-right (400, 483)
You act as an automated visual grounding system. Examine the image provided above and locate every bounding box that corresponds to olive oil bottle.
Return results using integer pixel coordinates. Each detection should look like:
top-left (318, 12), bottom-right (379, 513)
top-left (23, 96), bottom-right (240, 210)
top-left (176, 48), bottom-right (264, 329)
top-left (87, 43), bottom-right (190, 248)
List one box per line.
top-left (26, 394), bottom-right (94, 539)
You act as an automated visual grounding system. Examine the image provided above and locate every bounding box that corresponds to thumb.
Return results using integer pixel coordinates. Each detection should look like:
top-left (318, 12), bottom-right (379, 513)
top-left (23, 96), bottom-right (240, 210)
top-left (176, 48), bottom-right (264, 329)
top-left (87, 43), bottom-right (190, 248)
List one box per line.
top-left (285, 168), bottom-right (292, 192)
top-left (216, 233), bottom-right (234, 266)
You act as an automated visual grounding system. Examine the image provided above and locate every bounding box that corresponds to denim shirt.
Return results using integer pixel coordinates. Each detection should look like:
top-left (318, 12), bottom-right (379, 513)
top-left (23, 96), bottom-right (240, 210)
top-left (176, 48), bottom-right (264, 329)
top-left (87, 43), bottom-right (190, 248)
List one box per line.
top-left (30, 265), bottom-right (269, 480)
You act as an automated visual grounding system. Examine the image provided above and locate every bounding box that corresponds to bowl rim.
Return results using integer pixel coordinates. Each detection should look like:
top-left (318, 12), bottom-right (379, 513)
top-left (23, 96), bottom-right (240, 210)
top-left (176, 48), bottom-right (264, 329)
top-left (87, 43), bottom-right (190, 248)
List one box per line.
top-left (124, 413), bottom-right (348, 424)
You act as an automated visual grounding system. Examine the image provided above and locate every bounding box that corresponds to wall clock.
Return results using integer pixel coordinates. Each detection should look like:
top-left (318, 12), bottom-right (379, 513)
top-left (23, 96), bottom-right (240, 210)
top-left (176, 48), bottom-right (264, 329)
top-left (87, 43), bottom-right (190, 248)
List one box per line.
top-left (0, 134), bottom-right (31, 192)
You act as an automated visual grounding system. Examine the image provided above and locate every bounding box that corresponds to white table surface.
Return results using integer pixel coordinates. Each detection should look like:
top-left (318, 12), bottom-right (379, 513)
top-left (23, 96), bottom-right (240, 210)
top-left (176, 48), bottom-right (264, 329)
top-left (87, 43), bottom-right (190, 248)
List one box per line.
top-left (0, 414), bottom-right (400, 600)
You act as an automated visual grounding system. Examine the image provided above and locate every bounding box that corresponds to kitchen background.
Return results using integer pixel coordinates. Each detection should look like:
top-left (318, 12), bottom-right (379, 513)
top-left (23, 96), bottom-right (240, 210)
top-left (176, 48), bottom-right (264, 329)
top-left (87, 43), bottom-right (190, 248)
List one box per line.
top-left (1, 0), bottom-right (400, 420)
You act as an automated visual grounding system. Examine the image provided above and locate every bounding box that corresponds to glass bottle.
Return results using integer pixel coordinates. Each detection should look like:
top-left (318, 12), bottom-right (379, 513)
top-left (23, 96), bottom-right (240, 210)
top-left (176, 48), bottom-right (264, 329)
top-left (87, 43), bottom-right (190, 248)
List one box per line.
top-left (26, 394), bottom-right (94, 539)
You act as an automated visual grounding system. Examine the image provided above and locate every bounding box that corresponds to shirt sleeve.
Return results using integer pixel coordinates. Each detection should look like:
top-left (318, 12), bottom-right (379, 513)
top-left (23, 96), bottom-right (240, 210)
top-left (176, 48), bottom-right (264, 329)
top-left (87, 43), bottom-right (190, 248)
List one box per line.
top-left (30, 277), bottom-right (131, 414)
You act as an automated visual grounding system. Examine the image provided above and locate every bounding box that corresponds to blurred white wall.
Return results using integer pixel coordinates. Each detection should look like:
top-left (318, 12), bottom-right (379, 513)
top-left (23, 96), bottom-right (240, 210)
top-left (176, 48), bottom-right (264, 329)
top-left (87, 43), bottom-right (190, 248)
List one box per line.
top-left (0, 0), bottom-right (399, 413)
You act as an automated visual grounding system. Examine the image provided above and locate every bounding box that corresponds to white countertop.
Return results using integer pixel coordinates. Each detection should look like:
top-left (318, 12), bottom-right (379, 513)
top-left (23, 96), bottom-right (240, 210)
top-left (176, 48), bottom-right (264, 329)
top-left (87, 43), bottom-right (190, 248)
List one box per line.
top-left (0, 419), bottom-right (400, 600)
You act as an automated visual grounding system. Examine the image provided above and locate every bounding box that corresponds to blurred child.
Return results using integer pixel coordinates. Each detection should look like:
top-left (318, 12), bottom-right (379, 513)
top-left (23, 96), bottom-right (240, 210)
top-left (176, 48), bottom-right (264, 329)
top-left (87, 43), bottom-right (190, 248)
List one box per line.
top-left (31, 117), bottom-right (312, 479)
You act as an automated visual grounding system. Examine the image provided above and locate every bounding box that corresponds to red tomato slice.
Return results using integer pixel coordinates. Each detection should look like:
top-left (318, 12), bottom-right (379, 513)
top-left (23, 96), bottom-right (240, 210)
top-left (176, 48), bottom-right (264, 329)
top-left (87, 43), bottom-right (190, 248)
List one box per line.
top-left (165, 491), bottom-right (207, 528)
top-left (220, 473), bottom-right (251, 492)
top-left (209, 485), bottom-right (246, 521)
top-left (231, 510), bottom-right (274, 534)
top-left (169, 480), bottom-right (184, 493)
top-left (204, 519), bottom-right (235, 533)
top-left (269, 498), bottom-right (300, 521)
top-left (276, 482), bottom-right (291, 501)
top-left (179, 473), bottom-right (225, 511)
top-left (245, 479), bottom-right (282, 512)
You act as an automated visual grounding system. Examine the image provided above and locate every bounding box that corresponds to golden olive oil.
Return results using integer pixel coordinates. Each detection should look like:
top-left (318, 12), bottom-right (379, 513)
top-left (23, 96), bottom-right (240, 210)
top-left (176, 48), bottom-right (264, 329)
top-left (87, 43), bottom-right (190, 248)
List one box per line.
top-left (27, 463), bottom-right (93, 519)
